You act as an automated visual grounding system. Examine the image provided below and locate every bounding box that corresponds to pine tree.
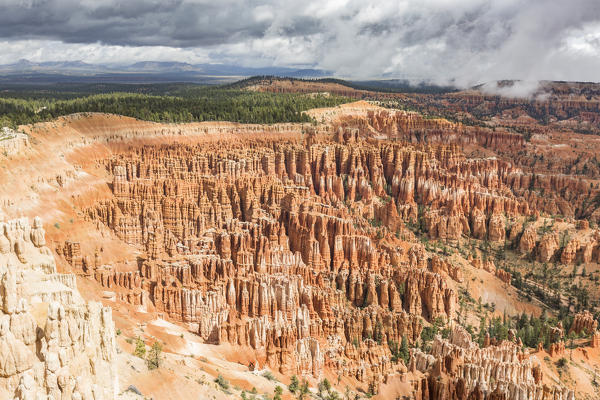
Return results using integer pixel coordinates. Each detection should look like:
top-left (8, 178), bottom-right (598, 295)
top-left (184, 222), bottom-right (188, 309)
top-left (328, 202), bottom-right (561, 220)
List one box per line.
top-left (134, 337), bottom-right (146, 358)
top-left (147, 341), bottom-right (162, 370)
top-left (399, 335), bottom-right (410, 365)
top-left (297, 380), bottom-right (310, 400)
top-left (289, 375), bottom-right (299, 394)
top-left (478, 316), bottom-right (487, 347)
top-left (274, 386), bottom-right (283, 400)
top-left (318, 378), bottom-right (331, 398)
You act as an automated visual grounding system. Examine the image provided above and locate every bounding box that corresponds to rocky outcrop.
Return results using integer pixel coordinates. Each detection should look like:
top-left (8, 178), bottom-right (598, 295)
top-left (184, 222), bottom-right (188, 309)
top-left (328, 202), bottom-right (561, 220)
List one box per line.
top-left (569, 310), bottom-right (598, 335)
top-left (0, 128), bottom-right (29, 157)
top-left (70, 138), bottom-right (481, 384)
top-left (84, 132), bottom-right (591, 252)
top-left (487, 214), bottom-right (506, 242)
top-left (518, 225), bottom-right (537, 254)
top-left (0, 218), bottom-right (117, 399)
top-left (430, 256), bottom-right (463, 283)
top-left (537, 233), bottom-right (559, 262)
top-left (39, 120), bottom-right (596, 396)
top-left (410, 326), bottom-right (574, 400)
top-left (592, 331), bottom-right (600, 348)
top-left (549, 341), bottom-right (565, 357)
top-left (560, 238), bottom-right (580, 264)
top-left (495, 269), bottom-right (511, 284)
top-left (470, 257), bottom-right (496, 274)
top-left (335, 109), bottom-right (525, 150)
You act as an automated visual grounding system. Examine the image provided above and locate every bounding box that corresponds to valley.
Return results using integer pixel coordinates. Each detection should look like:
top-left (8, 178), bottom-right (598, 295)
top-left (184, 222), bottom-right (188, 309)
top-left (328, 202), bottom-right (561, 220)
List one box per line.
top-left (2, 80), bottom-right (600, 399)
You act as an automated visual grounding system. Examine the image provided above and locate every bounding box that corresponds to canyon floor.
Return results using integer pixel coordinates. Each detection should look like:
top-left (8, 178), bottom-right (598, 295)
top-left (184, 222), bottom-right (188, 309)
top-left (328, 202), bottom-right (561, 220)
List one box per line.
top-left (2, 90), bottom-right (600, 399)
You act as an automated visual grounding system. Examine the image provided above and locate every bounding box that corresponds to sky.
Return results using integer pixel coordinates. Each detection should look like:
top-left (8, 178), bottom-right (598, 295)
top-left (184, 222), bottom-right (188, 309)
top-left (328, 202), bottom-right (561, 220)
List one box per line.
top-left (1, 0), bottom-right (600, 86)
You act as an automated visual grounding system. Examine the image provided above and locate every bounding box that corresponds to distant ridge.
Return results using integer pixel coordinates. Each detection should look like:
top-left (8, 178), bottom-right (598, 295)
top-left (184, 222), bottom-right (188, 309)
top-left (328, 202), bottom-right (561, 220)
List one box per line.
top-left (230, 75), bottom-right (459, 94)
top-left (0, 59), bottom-right (332, 84)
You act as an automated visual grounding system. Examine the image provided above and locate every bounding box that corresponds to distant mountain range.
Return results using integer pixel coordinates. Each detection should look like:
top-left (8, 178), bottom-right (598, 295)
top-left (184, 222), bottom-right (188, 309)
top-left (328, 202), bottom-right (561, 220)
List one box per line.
top-left (0, 59), bottom-right (331, 84)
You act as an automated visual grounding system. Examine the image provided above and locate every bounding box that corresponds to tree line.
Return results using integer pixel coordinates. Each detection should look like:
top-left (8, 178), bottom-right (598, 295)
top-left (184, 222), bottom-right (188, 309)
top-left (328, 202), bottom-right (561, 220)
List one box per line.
top-left (0, 87), bottom-right (350, 128)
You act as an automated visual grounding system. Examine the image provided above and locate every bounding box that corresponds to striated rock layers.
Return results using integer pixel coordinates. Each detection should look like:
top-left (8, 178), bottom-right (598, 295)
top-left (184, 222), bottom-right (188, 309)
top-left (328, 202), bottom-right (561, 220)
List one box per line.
top-left (55, 133), bottom-right (587, 393)
top-left (74, 138), bottom-right (474, 385)
top-left (569, 310), bottom-right (598, 335)
top-left (410, 326), bottom-right (574, 400)
top-left (0, 217), bottom-right (117, 399)
top-left (338, 109), bottom-right (525, 150)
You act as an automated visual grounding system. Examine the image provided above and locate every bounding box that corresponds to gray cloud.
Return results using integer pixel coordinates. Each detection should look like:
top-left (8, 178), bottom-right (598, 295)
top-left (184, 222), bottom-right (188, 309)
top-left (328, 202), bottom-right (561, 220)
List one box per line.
top-left (1, 0), bottom-right (600, 85)
top-left (0, 0), bottom-right (274, 47)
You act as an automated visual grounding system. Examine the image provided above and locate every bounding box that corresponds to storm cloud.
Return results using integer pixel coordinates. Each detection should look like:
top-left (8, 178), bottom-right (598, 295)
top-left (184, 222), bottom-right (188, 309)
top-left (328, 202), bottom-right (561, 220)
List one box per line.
top-left (1, 0), bottom-right (600, 85)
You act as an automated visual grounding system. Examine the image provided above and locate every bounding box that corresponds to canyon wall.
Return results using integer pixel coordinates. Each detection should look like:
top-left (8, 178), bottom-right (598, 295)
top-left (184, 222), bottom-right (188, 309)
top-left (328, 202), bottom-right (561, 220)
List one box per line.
top-left (3, 103), bottom-right (594, 398)
top-left (50, 132), bottom-right (578, 396)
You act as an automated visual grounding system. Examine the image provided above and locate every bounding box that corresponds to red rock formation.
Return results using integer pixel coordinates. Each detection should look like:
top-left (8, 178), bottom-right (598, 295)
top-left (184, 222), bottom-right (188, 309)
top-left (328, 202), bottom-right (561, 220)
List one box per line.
top-left (495, 269), bottom-right (511, 284)
top-left (518, 225), bottom-right (537, 254)
top-left (560, 238), bottom-right (580, 264)
top-left (549, 341), bottom-right (565, 357)
top-left (336, 109), bottom-right (525, 150)
top-left (570, 310), bottom-right (598, 335)
top-left (410, 326), bottom-right (574, 400)
top-left (41, 121), bottom-right (591, 395)
top-left (75, 138), bottom-right (476, 382)
top-left (430, 256), bottom-right (463, 283)
top-left (591, 331), bottom-right (600, 348)
top-left (471, 257), bottom-right (496, 274)
top-left (537, 233), bottom-right (559, 262)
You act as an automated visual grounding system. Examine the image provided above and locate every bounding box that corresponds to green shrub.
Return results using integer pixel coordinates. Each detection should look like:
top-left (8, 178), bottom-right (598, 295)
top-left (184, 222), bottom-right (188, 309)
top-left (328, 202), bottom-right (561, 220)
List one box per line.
top-left (133, 337), bottom-right (146, 358)
top-left (556, 357), bottom-right (568, 368)
top-left (262, 371), bottom-right (276, 381)
top-left (146, 342), bottom-right (162, 370)
top-left (215, 374), bottom-right (229, 390)
top-left (288, 375), bottom-right (299, 394)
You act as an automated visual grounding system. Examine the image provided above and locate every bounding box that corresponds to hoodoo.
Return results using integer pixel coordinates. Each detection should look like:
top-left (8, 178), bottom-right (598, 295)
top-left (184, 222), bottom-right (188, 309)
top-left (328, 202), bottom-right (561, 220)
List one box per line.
top-left (0, 218), bottom-right (117, 399)
top-left (2, 76), bottom-right (600, 399)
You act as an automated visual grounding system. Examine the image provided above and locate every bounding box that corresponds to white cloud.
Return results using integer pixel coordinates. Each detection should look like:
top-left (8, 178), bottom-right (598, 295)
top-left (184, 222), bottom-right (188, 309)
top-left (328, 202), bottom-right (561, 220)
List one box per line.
top-left (0, 0), bottom-right (599, 85)
top-left (0, 40), bottom-right (212, 65)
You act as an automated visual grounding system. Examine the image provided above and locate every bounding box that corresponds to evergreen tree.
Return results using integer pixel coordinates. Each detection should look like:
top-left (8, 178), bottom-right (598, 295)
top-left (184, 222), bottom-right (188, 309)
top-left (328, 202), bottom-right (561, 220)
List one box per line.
top-left (399, 335), bottom-right (410, 365)
top-left (297, 380), bottom-right (310, 400)
top-left (134, 337), bottom-right (146, 358)
top-left (477, 316), bottom-right (487, 347)
top-left (274, 386), bottom-right (283, 400)
top-left (146, 342), bottom-right (163, 370)
top-left (289, 375), bottom-right (299, 394)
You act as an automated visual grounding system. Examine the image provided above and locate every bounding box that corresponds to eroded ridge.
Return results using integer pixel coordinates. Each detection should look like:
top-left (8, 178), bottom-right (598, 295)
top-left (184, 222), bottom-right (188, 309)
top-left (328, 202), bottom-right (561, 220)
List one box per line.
top-left (40, 129), bottom-right (575, 397)
top-left (0, 217), bottom-right (117, 399)
top-left (410, 326), bottom-right (574, 400)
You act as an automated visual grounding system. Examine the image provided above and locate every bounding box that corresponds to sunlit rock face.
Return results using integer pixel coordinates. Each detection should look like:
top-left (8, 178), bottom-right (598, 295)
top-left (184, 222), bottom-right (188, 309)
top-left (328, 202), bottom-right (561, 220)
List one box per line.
top-left (0, 217), bottom-right (118, 399)
top-left (410, 325), bottom-right (574, 400)
top-left (41, 127), bottom-right (574, 396)
top-left (4, 102), bottom-right (591, 398)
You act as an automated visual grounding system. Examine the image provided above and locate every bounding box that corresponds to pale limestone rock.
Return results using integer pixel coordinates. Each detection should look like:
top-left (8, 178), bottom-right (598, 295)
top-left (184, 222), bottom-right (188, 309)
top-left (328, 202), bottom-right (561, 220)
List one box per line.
top-left (0, 316), bottom-right (33, 377)
top-left (0, 218), bottom-right (118, 399)
top-left (29, 218), bottom-right (45, 249)
top-left (9, 299), bottom-right (36, 346)
top-left (0, 225), bottom-right (9, 255)
top-left (411, 325), bottom-right (575, 400)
